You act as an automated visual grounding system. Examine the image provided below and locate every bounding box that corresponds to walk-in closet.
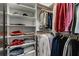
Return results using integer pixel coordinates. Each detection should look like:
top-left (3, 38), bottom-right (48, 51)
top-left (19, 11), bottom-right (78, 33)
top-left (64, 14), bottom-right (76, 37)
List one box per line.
top-left (0, 3), bottom-right (79, 56)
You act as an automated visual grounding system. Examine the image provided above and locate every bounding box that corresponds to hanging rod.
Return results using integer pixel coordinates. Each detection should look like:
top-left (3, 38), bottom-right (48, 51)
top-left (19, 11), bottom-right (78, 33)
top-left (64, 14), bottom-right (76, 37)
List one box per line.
top-left (55, 32), bottom-right (79, 37)
top-left (37, 31), bottom-right (54, 36)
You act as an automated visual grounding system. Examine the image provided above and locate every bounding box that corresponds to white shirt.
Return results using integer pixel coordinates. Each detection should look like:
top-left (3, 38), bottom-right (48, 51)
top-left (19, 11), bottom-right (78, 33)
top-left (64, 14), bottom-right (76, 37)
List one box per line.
top-left (38, 34), bottom-right (51, 56)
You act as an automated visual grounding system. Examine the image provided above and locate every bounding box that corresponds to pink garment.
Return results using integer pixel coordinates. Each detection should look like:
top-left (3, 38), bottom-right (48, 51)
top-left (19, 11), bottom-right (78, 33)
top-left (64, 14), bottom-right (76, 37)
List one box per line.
top-left (64, 3), bottom-right (73, 31)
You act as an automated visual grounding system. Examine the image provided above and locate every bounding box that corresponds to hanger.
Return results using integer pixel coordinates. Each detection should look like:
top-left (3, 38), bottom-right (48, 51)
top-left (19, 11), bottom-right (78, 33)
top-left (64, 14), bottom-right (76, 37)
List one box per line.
top-left (69, 34), bottom-right (78, 40)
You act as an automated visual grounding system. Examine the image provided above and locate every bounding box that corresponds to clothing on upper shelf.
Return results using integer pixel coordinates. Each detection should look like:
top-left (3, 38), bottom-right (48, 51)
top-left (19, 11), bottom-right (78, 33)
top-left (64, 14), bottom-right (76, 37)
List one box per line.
top-left (10, 30), bottom-right (25, 36)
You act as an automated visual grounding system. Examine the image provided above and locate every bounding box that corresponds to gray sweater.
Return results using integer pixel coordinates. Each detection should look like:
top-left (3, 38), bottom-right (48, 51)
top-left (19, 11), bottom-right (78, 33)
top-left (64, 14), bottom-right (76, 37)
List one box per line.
top-left (63, 38), bottom-right (72, 56)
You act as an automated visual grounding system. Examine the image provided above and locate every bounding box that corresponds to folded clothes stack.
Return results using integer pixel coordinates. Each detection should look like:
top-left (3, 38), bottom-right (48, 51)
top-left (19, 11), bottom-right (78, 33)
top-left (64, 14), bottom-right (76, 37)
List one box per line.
top-left (10, 47), bottom-right (24, 56)
top-left (10, 45), bottom-right (35, 56)
top-left (0, 32), bottom-right (7, 36)
top-left (10, 31), bottom-right (25, 36)
top-left (10, 39), bottom-right (24, 46)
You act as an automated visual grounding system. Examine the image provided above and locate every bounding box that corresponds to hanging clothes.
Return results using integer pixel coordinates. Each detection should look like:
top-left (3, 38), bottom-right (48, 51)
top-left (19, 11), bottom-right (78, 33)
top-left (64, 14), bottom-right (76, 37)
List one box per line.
top-left (37, 34), bottom-right (51, 56)
top-left (47, 12), bottom-right (53, 29)
top-left (73, 3), bottom-right (79, 33)
top-left (64, 3), bottom-right (74, 32)
top-left (63, 38), bottom-right (79, 56)
top-left (39, 11), bottom-right (48, 29)
top-left (51, 35), bottom-right (68, 56)
top-left (51, 35), bottom-right (61, 56)
top-left (46, 34), bottom-right (54, 50)
top-left (55, 3), bottom-right (67, 32)
top-left (71, 39), bottom-right (79, 56)
top-left (52, 3), bottom-right (57, 34)
top-left (39, 10), bottom-right (53, 31)
top-left (63, 37), bottom-right (72, 56)
top-left (59, 36), bottom-right (68, 55)
top-left (72, 4), bottom-right (76, 33)
top-left (55, 3), bottom-right (73, 32)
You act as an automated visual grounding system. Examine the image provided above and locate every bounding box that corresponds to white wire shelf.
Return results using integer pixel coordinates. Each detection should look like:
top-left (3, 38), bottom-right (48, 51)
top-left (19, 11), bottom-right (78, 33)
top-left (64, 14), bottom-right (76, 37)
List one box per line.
top-left (24, 50), bottom-right (35, 56)
top-left (0, 24), bottom-right (36, 27)
top-left (8, 3), bottom-right (35, 13)
top-left (17, 53), bottom-right (25, 56)
top-left (8, 13), bottom-right (35, 20)
top-left (0, 11), bottom-right (35, 20)
top-left (8, 25), bottom-right (36, 27)
top-left (24, 46), bottom-right (34, 53)
top-left (17, 50), bottom-right (35, 56)
top-left (8, 35), bottom-right (33, 38)
top-left (0, 34), bottom-right (34, 39)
